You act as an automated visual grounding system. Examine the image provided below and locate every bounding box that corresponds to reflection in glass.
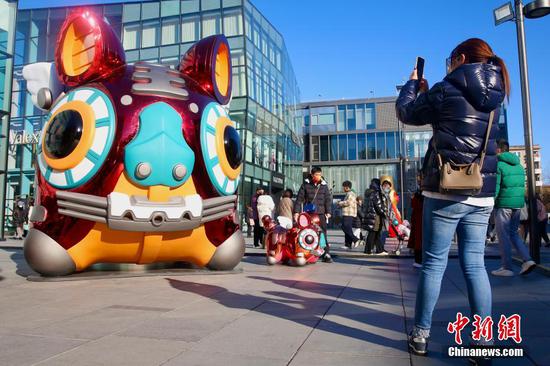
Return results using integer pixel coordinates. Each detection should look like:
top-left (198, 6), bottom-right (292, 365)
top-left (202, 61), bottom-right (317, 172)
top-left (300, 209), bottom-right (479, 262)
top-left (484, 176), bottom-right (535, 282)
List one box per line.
top-left (338, 134), bottom-right (347, 160)
top-left (348, 134), bottom-right (357, 160)
top-left (320, 135), bottom-right (329, 161)
top-left (142, 21), bottom-right (160, 48)
top-left (357, 133), bottom-right (366, 160)
top-left (181, 15), bottom-right (200, 42)
top-left (330, 135), bottom-right (338, 161)
top-left (376, 132), bottom-right (386, 159)
top-left (367, 133), bottom-right (376, 159)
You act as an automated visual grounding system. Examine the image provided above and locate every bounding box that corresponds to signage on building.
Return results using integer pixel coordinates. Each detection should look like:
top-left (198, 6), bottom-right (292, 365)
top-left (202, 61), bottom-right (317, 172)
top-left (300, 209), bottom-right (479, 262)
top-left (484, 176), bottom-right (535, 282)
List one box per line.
top-left (9, 118), bottom-right (44, 145)
top-left (271, 172), bottom-right (285, 189)
top-left (9, 130), bottom-right (41, 145)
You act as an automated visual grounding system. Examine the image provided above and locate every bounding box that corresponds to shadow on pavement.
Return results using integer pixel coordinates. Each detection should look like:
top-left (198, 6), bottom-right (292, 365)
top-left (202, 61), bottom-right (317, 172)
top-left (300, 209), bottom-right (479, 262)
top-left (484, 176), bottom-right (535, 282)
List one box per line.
top-left (4, 247), bottom-right (36, 278)
top-left (165, 276), bottom-right (408, 354)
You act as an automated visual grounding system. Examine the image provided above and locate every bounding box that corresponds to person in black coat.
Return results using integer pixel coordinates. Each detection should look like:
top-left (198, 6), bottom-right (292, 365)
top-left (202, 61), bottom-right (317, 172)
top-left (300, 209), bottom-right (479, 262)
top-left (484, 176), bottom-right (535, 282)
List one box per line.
top-left (396, 38), bottom-right (510, 357)
top-left (362, 179), bottom-right (389, 254)
top-left (293, 166), bottom-right (333, 262)
top-left (353, 196), bottom-right (364, 242)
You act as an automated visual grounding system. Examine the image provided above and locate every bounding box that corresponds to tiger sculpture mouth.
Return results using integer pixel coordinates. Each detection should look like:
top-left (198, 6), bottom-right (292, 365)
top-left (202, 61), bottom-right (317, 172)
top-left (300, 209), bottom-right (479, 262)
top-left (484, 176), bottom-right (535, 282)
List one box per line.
top-left (55, 191), bottom-right (236, 232)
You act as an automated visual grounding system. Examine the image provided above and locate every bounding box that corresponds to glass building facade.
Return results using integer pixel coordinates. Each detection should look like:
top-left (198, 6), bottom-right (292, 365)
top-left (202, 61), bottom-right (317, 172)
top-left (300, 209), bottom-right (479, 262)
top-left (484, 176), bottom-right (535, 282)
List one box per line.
top-left (0, 0), bottom-right (17, 236)
top-left (299, 97), bottom-right (509, 225)
top-left (8, 0), bottom-right (302, 231)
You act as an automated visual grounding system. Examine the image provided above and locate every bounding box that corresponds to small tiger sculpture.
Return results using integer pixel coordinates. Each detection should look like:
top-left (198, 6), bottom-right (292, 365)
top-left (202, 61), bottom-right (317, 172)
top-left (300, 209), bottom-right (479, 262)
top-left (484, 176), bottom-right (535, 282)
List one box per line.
top-left (262, 213), bottom-right (326, 266)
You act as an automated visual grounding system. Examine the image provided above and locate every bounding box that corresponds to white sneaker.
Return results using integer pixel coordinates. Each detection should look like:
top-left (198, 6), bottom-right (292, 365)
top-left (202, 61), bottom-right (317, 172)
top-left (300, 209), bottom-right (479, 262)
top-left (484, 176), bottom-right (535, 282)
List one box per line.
top-left (520, 260), bottom-right (536, 275)
top-left (352, 240), bottom-right (362, 248)
top-left (413, 262), bottom-right (422, 268)
top-left (491, 268), bottom-right (514, 277)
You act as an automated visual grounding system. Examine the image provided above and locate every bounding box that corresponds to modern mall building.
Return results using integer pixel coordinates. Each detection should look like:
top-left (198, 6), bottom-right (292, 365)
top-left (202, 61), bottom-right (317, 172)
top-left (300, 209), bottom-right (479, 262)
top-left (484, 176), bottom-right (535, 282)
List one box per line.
top-left (6, 0), bottom-right (302, 231)
top-left (298, 97), bottom-right (509, 224)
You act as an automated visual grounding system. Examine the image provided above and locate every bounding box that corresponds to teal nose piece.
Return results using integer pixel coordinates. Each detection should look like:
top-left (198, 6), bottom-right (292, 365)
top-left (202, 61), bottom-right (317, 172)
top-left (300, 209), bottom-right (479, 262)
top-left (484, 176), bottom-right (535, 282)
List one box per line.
top-left (125, 102), bottom-right (194, 187)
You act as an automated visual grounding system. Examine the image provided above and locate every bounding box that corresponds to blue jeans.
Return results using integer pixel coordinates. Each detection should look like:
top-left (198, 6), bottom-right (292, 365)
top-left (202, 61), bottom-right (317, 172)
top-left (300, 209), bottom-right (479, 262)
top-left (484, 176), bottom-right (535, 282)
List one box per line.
top-left (414, 197), bottom-right (492, 335)
top-left (495, 208), bottom-right (532, 269)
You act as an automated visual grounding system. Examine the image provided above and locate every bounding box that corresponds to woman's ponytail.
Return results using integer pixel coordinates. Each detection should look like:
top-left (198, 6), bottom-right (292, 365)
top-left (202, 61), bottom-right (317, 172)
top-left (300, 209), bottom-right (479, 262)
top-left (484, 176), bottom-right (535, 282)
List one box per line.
top-left (491, 55), bottom-right (511, 100)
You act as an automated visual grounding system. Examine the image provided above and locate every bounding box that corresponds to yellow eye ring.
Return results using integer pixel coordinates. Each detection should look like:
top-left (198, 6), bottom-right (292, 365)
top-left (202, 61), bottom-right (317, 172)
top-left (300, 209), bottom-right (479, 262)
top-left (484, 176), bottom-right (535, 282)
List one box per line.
top-left (42, 100), bottom-right (96, 170)
top-left (214, 42), bottom-right (230, 98)
top-left (215, 116), bottom-right (241, 181)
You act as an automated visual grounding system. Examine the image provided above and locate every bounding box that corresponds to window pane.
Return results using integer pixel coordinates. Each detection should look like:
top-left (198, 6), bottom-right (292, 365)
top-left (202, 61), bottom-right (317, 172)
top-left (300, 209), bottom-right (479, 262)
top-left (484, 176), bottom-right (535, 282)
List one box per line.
top-left (348, 134), bottom-right (357, 160)
top-left (337, 106), bottom-right (345, 131)
top-left (366, 104), bottom-right (375, 129)
top-left (330, 135), bottom-right (338, 161)
top-left (161, 0), bottom-right (180, 17)
top-left (181, 0), bottom-right (200, 13)
top-left (202, 12), bottom-right (221, 37)
top-left (311, 136), bottom-right (319, 162)
top-left (46, 9), bottom-right (66, 61)
top-left (223, 0), bottom-right (241, 7)
top-left (123, 3), bottom-right (141, 22)
top-left (338, 135), bottom-right (347, 160)
top-left (142, 2), bottom-right (160, 20)
top-left (223, 9), bottom-right (243, 37)
top-left (376, 132), bottom-right (386, 159)
top-left (202, 0), bottom-right (220, 11)
top-left (357, 134), bottom-right (366, 159)
top-left (142, 21), bottom-right (160, 48)
top-left (181, 15), bottom-right (200, 42)
top-left (320, 136), bottom-right (329, 161)
top-left (161, 18), bottom-right (179, 45)
top-left (346, 105), bottom-right (356, 130)
top-left (367, 133), bottom-right (376, 159)
top-left (123, 23), bottom-right (140, 49)
top-left (356, 104), bottom-right (365, 130)
top-left (386, 132), bottom-right (397, 159)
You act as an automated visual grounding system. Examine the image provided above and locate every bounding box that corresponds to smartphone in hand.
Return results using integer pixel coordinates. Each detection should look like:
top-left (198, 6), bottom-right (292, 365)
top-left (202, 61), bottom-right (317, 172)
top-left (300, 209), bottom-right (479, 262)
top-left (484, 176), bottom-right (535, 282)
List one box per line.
top-left (415, 57), bottom-right (425, 81)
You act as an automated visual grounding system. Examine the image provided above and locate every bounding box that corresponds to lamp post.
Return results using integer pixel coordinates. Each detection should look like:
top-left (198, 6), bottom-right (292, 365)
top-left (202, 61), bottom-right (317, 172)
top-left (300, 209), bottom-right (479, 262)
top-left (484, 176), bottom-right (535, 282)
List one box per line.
top-left (494, 0), bottom-right (550, 263)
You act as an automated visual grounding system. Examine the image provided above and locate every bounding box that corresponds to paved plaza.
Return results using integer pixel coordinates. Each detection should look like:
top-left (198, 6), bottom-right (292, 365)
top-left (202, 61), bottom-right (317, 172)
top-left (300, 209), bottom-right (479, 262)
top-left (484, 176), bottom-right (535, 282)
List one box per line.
top-left (0, 234), bottom-right (549, 366)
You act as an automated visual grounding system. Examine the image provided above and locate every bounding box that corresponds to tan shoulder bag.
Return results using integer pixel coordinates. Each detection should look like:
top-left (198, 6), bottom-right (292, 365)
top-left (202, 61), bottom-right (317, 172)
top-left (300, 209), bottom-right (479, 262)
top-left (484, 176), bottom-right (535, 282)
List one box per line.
top-left (435, 110), bottom-right (495, 196)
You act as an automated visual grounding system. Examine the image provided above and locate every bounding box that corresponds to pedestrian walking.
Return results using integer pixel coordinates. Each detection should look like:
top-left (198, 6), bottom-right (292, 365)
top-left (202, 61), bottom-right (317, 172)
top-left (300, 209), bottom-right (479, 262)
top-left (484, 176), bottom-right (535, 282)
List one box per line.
top-left (278, 189), bottom-right (294, 221)
top-left (338, 181), bottom-right (361, 249)
top-left (491, 140), bottom-right (536, 277)
top-left (353, 196), bottom-right (364, 242)
top-left (245, 205), bottom-right (254, 238)
top-left (251, 187), bottom-right (265, 248)
top-left (362, 179), bottom-right (387, 255)
top-left (294, 167), bottom-right (333, 263)
top-left (12, 198), bottom-right (27, 240)
top-left (536, 194), bottom-right (550, 246)
top-left (379, 177), bottom-right (398, 253)
top-left (396, 38), bottom-right (509, 356)
top-left (519, 199), bottom-right (530, 241)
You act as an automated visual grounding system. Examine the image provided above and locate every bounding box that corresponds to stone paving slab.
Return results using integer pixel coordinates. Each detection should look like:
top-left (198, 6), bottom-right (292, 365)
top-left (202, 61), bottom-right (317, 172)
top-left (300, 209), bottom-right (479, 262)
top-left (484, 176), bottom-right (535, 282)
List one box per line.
top-left (0, 246), bottom-right (548, 365)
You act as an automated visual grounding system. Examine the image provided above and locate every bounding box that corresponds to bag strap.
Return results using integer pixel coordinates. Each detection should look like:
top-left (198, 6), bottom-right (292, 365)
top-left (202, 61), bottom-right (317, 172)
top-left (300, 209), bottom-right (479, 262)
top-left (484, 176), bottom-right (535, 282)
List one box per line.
top-left (432, 110), bottom-right (495, 167)
top-left (478, 110), bottom-right (495, 168)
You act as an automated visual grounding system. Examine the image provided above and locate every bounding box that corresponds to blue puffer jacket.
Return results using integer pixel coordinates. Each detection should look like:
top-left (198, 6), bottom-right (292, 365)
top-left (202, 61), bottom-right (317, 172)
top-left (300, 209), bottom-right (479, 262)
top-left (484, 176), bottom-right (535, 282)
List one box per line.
top-left (395, 63), bottom-right (506, 197)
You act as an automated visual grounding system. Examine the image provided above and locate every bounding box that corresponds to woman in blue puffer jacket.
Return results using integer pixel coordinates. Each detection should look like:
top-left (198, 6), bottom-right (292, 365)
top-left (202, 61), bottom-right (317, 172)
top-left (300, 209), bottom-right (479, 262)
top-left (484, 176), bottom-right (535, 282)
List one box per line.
top-left (395, 38), bottom-right (510, 356)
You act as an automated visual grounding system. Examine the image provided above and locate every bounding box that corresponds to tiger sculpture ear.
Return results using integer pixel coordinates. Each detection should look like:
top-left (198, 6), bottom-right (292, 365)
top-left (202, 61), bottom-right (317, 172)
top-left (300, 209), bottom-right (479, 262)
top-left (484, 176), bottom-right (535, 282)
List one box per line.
top-left (55, 9), bottom-right (126, 86)
top-left (179, 35), bottom-right (232, 105)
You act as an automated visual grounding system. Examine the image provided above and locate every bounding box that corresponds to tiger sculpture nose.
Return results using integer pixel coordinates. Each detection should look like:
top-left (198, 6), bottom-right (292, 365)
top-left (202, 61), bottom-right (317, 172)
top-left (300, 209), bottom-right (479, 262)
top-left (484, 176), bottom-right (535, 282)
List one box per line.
top-left (124, 102), bottom-right (195, 187)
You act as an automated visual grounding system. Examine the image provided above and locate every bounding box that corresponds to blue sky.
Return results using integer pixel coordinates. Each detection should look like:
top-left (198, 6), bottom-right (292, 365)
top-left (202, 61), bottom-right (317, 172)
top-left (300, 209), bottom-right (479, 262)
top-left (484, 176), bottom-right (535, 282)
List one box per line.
top-left (20, 0), bottom-right (550, 178)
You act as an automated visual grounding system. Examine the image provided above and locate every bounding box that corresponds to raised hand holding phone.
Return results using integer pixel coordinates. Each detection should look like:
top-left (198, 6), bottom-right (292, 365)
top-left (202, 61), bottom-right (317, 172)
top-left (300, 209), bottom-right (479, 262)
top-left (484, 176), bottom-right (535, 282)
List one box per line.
top-left (409, 57), bottom-right (429, 93)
